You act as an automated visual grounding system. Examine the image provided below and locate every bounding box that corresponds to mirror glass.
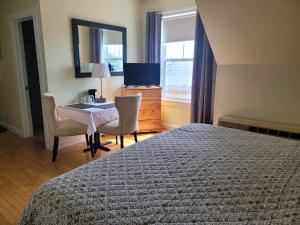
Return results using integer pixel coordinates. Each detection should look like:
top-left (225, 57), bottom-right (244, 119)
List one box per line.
top-left (72, 19), bottom-right (127, 77)
top-left (78, 25), bottom-right (124, 74)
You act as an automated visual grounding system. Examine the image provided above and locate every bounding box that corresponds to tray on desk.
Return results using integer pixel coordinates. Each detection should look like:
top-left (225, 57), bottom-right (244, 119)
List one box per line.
top-left (67, 103), bottom-right (115, 109)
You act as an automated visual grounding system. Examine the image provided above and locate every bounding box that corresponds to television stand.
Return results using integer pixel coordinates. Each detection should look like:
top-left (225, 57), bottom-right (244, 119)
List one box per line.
top-left (122, 86), bottom-right (161, 133)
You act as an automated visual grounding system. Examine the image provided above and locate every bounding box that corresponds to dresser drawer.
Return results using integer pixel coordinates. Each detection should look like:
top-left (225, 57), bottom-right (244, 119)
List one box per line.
top-left (139, 100), bottom-right (161, 120)
top-left (139, 109), bottom-right (160, 120)
top-left (123, 89), bottom-right (161, 100)
top-left (140, 100), bottom-right (161, 111)
top-left (138, 120), bottom-right (161, 132)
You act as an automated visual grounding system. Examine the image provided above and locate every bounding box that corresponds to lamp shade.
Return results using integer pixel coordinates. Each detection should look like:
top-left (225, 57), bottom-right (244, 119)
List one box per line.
top-left (91, 63), bottom-right (111, 78)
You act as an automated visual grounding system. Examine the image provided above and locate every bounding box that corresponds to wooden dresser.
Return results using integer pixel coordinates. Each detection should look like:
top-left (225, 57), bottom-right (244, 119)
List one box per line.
top-left (122, 86), bottom-right (161, 133)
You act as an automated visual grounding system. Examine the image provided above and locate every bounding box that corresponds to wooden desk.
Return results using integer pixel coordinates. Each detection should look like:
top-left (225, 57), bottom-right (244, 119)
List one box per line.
top-left (58, 102), bottom-right (118, 135)
top-left (58, 102), bottom-right (119, 152)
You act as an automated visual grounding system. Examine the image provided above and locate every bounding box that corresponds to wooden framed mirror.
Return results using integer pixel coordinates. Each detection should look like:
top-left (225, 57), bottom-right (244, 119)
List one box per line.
top-left (71, 18), bottom-right (127, 78)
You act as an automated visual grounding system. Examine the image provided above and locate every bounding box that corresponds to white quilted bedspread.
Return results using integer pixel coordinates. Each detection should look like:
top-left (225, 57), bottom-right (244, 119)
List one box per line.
top-left (19, 124), bottom-right (300, 225)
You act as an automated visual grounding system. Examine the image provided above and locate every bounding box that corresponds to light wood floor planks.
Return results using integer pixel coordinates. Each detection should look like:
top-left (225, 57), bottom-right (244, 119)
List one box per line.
top-left (0, 132), bottom-right (155, 225)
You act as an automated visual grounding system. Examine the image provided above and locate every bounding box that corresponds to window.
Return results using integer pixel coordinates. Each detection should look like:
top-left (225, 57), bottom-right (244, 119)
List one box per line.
top-left (163, 41), bottom-right (194, 101)
top-left (161, 13), bottom-right (196, 102)
top-left (103, 44), bottom-right (123, 72)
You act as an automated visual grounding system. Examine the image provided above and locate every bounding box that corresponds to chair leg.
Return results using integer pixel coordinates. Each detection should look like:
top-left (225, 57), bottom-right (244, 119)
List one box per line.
top-left (85, 134), bottom-right (89, 146)
top-left (120, 135), bottom-right (124, 149)
top-left (133, 132), bottom-right (138, 143)
top-left (89, 135), bottom-right (94, 157)
top-left (52, 136), bottom-right (59, 162)
top-left (115, 136), bottom-right (118, 144)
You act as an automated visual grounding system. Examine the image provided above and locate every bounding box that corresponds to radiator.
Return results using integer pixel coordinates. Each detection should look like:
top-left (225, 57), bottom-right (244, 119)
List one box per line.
top-left (218, 116), bottom-right (300, 140)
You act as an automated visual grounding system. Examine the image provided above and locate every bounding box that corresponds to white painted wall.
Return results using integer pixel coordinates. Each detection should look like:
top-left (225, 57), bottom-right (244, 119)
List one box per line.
top-left (214, 65), bottom-right (300, 125)
top-left (3, 0), bottom-right (299, 145)
top-left (37, 0), bottom-right (144, 148)
top-left (39, 0), bottom-right (143, 106)
top-left (38, 0), bottom-right (196, 137)
top-left (0, 0), bottom-right (195, 149)
top-left (196, 0), bottom-right (300, 126)
top-left (196, 0), bottom-right (300, 65)
top-left (162, 100), bottom-right (191, 128)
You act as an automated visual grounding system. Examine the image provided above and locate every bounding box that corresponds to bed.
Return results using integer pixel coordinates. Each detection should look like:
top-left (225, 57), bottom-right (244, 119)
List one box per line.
top-left (19, 124), bottom-right (300, 225)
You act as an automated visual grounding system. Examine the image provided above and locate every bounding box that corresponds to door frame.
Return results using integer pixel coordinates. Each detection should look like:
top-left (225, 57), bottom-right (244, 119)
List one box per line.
top-left (9, 7), bottom-right (50, 147)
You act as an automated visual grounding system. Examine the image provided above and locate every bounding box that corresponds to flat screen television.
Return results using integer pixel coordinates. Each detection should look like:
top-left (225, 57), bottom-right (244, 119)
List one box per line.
top-left (124, 63), bottom-right (160, 86)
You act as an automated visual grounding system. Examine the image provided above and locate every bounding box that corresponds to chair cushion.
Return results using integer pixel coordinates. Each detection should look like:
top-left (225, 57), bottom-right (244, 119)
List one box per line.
top-left (97, 119), bottom-right (121, 135)
top-left (55, 119), bottom-right (87, 137)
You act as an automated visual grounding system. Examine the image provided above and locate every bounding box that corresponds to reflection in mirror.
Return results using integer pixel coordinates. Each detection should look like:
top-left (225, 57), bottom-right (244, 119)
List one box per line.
top-left (78, 25), bottom-right (123, 74)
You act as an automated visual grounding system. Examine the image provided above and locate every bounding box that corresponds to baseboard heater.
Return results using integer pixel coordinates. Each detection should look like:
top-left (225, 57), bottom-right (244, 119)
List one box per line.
top-left (218, 116), bottom-right (300, 141)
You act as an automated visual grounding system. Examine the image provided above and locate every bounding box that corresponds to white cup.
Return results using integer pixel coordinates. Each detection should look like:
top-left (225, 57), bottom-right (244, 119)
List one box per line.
top-left (81, 97), bottom-right (86, 104)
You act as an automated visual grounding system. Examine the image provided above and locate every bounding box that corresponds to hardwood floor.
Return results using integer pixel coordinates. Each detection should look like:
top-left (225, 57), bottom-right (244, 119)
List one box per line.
top-left (0, 132), bottom-right (155, 225)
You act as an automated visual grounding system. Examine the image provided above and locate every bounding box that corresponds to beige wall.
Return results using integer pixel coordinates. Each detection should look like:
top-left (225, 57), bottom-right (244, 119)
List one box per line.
top-left (3, 0), bottom-right (299, 141)
top-left (162, 100), bottom-right (191, 128)
top-left (1, 0), bottom-right (194, 145)
top-left (39, 0), bottom-right (143, 105)
top-left (142, 0), bottom-right (196, 128)
top-left (196, 0), bottom-right (300, 126)
top-left (39, 0), bottom-right (196, 131)
top-left (214, 65), bottom-right (300, 125)
top-left (196, 0), bottom-right (300, 65)
top-left (0, 0), bottom-right (38, 134)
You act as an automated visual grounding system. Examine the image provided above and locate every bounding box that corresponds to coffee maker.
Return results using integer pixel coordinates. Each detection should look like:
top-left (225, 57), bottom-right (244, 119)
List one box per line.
top-left (88, 89), bottom-right (97, 100)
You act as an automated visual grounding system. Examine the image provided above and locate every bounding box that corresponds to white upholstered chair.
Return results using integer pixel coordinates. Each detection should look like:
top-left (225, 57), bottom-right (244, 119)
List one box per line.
top-left (43, 93), bottom-right (90, 162)
top-left (97, 94), bottom-right (142, 148)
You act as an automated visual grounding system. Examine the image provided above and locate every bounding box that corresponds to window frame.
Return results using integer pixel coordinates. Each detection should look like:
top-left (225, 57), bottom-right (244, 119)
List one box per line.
top-left (160, 13), bottom-right (196, 102)
top-left (161, 41), bottom-right (195, 102)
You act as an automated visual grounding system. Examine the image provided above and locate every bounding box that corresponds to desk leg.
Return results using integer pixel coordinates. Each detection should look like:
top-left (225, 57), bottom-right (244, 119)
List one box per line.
top-left (89, 135), bottom-right (94, 157)
top-left (94, 132), bottom-right (111, 153)
top-left (83, 135), bottom-right (94, 158)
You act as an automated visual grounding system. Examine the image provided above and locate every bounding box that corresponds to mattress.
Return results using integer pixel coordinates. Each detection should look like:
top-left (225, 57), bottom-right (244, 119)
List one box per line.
top-left (19, 124), bottom-right (300, 225)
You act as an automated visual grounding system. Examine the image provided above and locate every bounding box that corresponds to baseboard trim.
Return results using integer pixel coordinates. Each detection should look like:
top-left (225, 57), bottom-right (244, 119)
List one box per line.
top-left (0, 121), bottom-right (86, 151)
top-left (60, 135), bottom-right (86, 149)
top-left (46, 135), bottom-right (86, 150)
top-left (162, 123), bottom-right (179, 130)
top-left (0, 121), bottom-right (23, 136)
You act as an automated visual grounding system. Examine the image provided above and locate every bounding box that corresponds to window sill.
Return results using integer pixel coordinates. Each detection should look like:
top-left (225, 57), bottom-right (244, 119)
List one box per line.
top-left (162, 98), bottom-right (191, 109)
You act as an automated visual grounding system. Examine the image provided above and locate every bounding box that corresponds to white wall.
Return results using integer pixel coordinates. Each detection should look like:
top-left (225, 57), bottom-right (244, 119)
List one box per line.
top-left (39, 0), bottom-right (143, 105)
top-left (0, 0), bottom-right (195, 149)
top-left (37, 0), bottom-right (144, 148)
top-left (0, 0), bottom-right (39, 135)
top-left (196, 0), bottom-right (300, 126)
top-left (196, 0), bottom-right (300, 65)
top-left (142, 0), bottom-right (196, 128)
top-left (4, 0), bottom-right (299, 144)
top-left (161, 100), bottom-right (191, 128)
top-left (39, 0), bottom-right (196, 136)
top-left (214, 65), bottom-right (300, 125)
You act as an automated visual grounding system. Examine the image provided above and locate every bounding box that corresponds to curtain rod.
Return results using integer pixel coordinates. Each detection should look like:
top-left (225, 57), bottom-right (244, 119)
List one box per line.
top-left (162, 11), bottom-right (196, 20)
top-left (157, 7), bottom-right (197, 16)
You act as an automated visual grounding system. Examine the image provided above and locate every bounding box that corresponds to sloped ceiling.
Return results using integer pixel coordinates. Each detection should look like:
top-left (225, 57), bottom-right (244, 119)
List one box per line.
top-left (195, 0), bottom-right (300, 65)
